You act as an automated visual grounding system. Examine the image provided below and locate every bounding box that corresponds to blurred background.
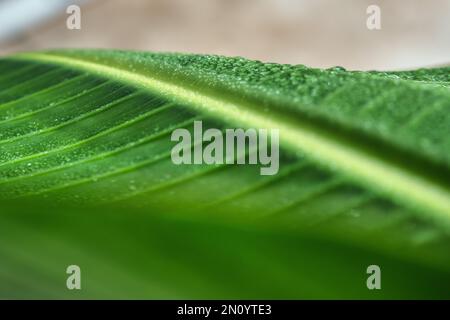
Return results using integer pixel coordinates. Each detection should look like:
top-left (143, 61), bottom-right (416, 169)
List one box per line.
top-left (0, 0), bottom-right (449, 70)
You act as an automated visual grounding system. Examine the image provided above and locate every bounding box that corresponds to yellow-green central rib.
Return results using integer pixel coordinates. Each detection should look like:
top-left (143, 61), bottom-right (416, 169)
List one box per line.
top-left (11, 52), bottom-right (450, 225)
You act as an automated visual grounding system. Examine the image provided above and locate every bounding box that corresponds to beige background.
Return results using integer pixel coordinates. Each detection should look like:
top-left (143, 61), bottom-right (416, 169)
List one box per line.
top-left (0, 0), bottom-right (449, 70)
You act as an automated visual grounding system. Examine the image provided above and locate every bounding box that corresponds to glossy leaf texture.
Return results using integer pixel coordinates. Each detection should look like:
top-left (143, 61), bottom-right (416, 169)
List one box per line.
top-left (0, 50), bottom-right (449, 298)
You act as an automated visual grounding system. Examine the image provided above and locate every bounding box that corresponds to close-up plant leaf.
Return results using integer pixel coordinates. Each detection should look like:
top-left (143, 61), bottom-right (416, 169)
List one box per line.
top-left (0, 49), bottom-right (449, 299)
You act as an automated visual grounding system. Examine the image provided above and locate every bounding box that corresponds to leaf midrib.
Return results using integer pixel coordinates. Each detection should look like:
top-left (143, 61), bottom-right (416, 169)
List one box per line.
top-left (9, 52), bottom-right (450, 227)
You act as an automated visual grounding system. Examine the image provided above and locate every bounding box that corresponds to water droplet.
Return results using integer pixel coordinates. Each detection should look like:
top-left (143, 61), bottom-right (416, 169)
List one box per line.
top-left (328, 66), bottom-right (346, 72)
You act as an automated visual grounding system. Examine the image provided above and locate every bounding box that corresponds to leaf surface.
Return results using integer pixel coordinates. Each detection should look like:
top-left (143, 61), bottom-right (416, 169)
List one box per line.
top-left (0, 50), bottom-right (449, 298)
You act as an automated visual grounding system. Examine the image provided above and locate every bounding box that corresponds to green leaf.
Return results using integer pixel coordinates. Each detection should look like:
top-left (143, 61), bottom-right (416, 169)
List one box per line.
top-left (1, 201), bottom-right (449, 299)
top-left (0, 50), bottom-right (449, 298)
